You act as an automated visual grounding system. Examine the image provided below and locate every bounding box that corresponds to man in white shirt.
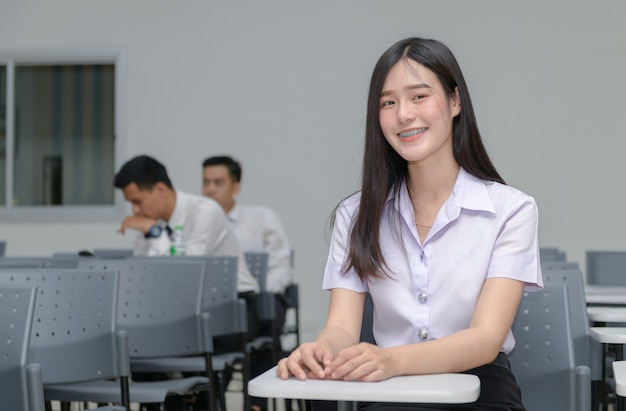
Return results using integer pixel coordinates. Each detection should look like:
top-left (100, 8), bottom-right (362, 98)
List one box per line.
top-left (113, 154), bottom-right (260, 294)
top-left (201, 155), bottom-right (293, 294)
top-left (202, 155), bottom-right (293, 411)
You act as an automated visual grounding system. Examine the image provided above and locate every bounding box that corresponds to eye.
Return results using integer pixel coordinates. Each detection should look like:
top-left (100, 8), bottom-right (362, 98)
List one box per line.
top-left (380, 99), bottom-right (395, 108)
top-left (413, 94), bottom-right (425, 101)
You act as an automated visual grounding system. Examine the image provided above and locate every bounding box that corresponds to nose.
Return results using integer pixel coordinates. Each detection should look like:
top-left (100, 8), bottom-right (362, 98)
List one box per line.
top-left (398, 101), bottom-right (416, 123)
top-left (204, 184), bottom-right (215, 196)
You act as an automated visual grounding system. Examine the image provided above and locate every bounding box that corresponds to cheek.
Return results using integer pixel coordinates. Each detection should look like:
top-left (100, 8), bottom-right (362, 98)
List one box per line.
top-left (379, 112), bottom-right (394, 135)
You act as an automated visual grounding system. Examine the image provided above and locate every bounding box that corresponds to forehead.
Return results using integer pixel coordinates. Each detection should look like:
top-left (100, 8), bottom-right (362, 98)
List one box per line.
top-left (383, 59), bottom-right (440, 90)
top-left (203, 165), bottom-right (231, 180)
top-left (122, 182), bottom-right (150, 201)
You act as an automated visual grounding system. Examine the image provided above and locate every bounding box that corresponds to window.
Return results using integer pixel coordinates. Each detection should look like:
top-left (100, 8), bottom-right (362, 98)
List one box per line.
top-left (0, 51), bottom-right (123, 222)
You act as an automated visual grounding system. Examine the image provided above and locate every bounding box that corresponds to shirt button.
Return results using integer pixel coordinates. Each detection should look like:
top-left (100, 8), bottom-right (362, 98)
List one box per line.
top-left (418, 292), bottom-right (428, 304)
top-left (418, 329), bottom-right (429, 340)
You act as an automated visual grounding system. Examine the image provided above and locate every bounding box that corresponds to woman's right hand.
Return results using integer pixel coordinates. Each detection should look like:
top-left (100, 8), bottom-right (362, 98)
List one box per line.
top-left (276, 341), bottom-right (335, 381)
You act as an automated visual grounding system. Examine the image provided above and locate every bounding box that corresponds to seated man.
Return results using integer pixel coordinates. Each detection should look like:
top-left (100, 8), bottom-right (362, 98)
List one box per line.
top-left (202, 155), bottom-right (293, 295)
top-left (113, 154), bottom-right (259, 295)
top-left (202, 155), bottom-right (293, 411)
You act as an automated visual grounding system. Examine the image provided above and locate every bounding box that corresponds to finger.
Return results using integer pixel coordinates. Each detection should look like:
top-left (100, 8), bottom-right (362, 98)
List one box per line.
top-left (284, 355), bottom-right (308, 381)
top-left (276, 358), bottom-right (291, 380)
top-left (300, 348), bottom-right (326, 379)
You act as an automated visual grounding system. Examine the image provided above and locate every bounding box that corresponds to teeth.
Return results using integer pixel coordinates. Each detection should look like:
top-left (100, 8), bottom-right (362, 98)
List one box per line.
top-left (399, 128), bottom-right (427, 138)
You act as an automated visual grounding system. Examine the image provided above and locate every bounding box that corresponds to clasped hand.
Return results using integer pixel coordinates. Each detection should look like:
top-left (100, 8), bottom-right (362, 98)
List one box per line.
top-left (277, 341), bottom-right (392, 382)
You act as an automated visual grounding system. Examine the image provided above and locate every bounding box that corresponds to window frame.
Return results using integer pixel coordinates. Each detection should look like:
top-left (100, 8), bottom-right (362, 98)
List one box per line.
top-left (0, 48), bottom-right (126, 223)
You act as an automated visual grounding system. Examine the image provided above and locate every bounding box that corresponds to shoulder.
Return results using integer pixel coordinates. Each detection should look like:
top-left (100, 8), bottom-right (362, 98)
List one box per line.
top-left (334, 192), bottom-right (362, 221)
top-left (179, 191), bottom-right (224, 214)
top-left (237, 203), bottom-right (274, 216)
top-left (485, 181), bottom-right (537, 210)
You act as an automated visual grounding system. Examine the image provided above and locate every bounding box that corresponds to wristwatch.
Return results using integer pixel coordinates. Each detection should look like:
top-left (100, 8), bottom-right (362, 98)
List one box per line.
top-left (144, 225), bottom-right (163, 239)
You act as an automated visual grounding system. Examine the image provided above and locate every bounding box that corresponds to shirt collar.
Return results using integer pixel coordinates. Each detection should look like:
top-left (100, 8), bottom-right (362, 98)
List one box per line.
top-left (227, 202), bottom-right (240, 223)
top-left (167, 190), bottom-right (187, 225)
top-left (388, 167), bottom-right (496, 216)
top-left (449, 168), bottom-right (496, 214)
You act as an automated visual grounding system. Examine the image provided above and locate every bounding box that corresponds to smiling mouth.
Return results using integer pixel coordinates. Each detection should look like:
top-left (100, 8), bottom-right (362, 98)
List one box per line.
top-left (399, 128), bottom-right (428, 138)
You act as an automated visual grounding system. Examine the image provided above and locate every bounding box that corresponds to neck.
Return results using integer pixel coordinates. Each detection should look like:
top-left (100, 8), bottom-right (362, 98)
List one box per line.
top-left (407, 160), bottom-right (460, 202)
top-left (224, 199), bottom-right (236, 214)
top-left (163, 189), bottom-right (177, 222)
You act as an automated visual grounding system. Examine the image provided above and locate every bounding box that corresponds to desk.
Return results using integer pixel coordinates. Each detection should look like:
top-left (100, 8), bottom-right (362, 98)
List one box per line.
top-left (588, 307), bottom-right (626, 323)
top-left (585, 286), bottom-right (626, 306)
top-left (248, 366), bottom-right (480, 411)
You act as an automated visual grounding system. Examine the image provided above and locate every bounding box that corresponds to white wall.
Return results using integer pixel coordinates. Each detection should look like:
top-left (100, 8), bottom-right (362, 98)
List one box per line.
top-left (1, 0), bottom-right (625, 341)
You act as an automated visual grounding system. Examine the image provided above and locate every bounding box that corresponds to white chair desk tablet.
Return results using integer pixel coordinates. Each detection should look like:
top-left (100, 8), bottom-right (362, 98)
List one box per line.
top-left (587, 306), bottom-right (626, 323)
top-left (585, 285), bottom-right (626, 306)
top-left (248, 366), bottom-right (480, 410)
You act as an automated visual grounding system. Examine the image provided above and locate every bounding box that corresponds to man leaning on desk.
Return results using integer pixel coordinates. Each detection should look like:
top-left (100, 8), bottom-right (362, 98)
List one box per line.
top-left (113, 154), bottom-right (260, 294)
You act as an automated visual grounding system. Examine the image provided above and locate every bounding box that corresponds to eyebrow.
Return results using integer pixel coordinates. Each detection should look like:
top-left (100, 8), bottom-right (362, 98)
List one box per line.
top-left (380, 83), bottom-right (432, 98)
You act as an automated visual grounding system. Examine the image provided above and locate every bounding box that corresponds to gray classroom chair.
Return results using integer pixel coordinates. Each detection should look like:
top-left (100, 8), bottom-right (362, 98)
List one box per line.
top-left (539, 247), bottom-right (568, 262)
top-left (539, 268), bottom-right (604, 409)
top-left (0, 268), bottom-right (133, 409)
top-left (586, 250), bottom-right (626, 286)
top-left (0, 284), bottom-right (125, 411)
top-left (78, 258), bottom-right (219, 411)
top-left (244, 252), bottom-right (277, 350)
top-left (0, 283), bottom-right (42, 411)
top-left (509, 285), bottom-right (591, 411)
top-left (124, 255), bottom-right (249, 411)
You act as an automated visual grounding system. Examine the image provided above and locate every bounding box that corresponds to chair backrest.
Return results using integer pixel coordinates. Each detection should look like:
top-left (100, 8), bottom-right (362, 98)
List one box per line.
top-left (0, 268), bottom-right (121, 384)
top-left (0, 241), bottom-right (6, 256)
top-left (586, 250), bottom-right (626, 286)
top-left (542, 268), bottom-right (601, 378)
top-left (539, 247), bottom-right (567, 262)
top-left (92, 248), bottom-right (134, 259)
top-left (244, 252), bottom-right (268, 291)
top-left (125, 255), bottom-right (241, 338)
top-left (0, 258), bottom-right (47, 269)
top-left (509, 285), bottom-right (577, 410)
top-left (0, 283), bottom-right (39, 411)
top-left (78, 258), bottom-right (208, 358)
top-left (541, 260), bottom-right (579, 271)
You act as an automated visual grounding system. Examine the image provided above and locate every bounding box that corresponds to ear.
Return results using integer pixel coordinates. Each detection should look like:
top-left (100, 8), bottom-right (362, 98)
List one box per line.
top-left (451, 87), bottom-right (461, 117)
top-left (232, 181), bottom-right (241, 196)
top-left (153, 182), bottom-right (170, 196)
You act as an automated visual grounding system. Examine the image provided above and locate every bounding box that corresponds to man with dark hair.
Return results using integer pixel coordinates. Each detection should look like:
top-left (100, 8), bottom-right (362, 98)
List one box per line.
top-left (202, 155), bottom-right (293, 294)
top-left (114, 154), bottom-right (259, 293)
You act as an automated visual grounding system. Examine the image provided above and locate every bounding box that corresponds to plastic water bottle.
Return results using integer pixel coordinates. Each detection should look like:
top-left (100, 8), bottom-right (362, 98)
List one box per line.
top-left (169, 225), bottom-right (186, 256)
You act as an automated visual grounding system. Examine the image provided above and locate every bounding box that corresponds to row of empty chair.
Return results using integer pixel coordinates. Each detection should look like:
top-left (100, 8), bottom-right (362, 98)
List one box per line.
top-left (0, 255), bottom-right (252, 410)
top-left (0, 251), bottom-right (301, 411)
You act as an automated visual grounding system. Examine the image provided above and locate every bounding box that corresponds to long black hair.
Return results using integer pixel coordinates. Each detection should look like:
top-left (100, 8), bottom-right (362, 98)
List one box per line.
top-left (344, 37), bottom-right (504, 281)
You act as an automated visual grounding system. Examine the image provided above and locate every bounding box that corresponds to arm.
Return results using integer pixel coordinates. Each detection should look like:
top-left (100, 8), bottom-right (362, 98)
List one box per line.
top-left (328, 277), bottom-right (524, 381)
top-left (277, 288), bottom-right (365, 380)
top-left (119, 215), bottom-right (170, 256)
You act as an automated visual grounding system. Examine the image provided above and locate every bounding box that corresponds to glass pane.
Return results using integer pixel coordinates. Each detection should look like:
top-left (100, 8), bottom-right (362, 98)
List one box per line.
top-left (13, 64), bottom-right (115, 206)
top-left (0, 65), bottom-right (6, 205)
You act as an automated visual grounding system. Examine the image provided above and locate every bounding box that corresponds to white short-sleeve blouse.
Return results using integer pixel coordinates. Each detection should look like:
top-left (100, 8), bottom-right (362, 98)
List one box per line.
top-left (322, 168), bottom-right (543, 354)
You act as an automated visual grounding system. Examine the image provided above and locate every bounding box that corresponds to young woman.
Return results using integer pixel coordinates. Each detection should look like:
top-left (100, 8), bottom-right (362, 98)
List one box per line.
top-left (277, 37), bottom-right (542, 410)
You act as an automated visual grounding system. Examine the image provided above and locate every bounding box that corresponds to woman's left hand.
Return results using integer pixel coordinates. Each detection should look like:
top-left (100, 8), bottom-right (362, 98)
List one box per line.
top-left (325, 342), bottom-right (394, 381)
